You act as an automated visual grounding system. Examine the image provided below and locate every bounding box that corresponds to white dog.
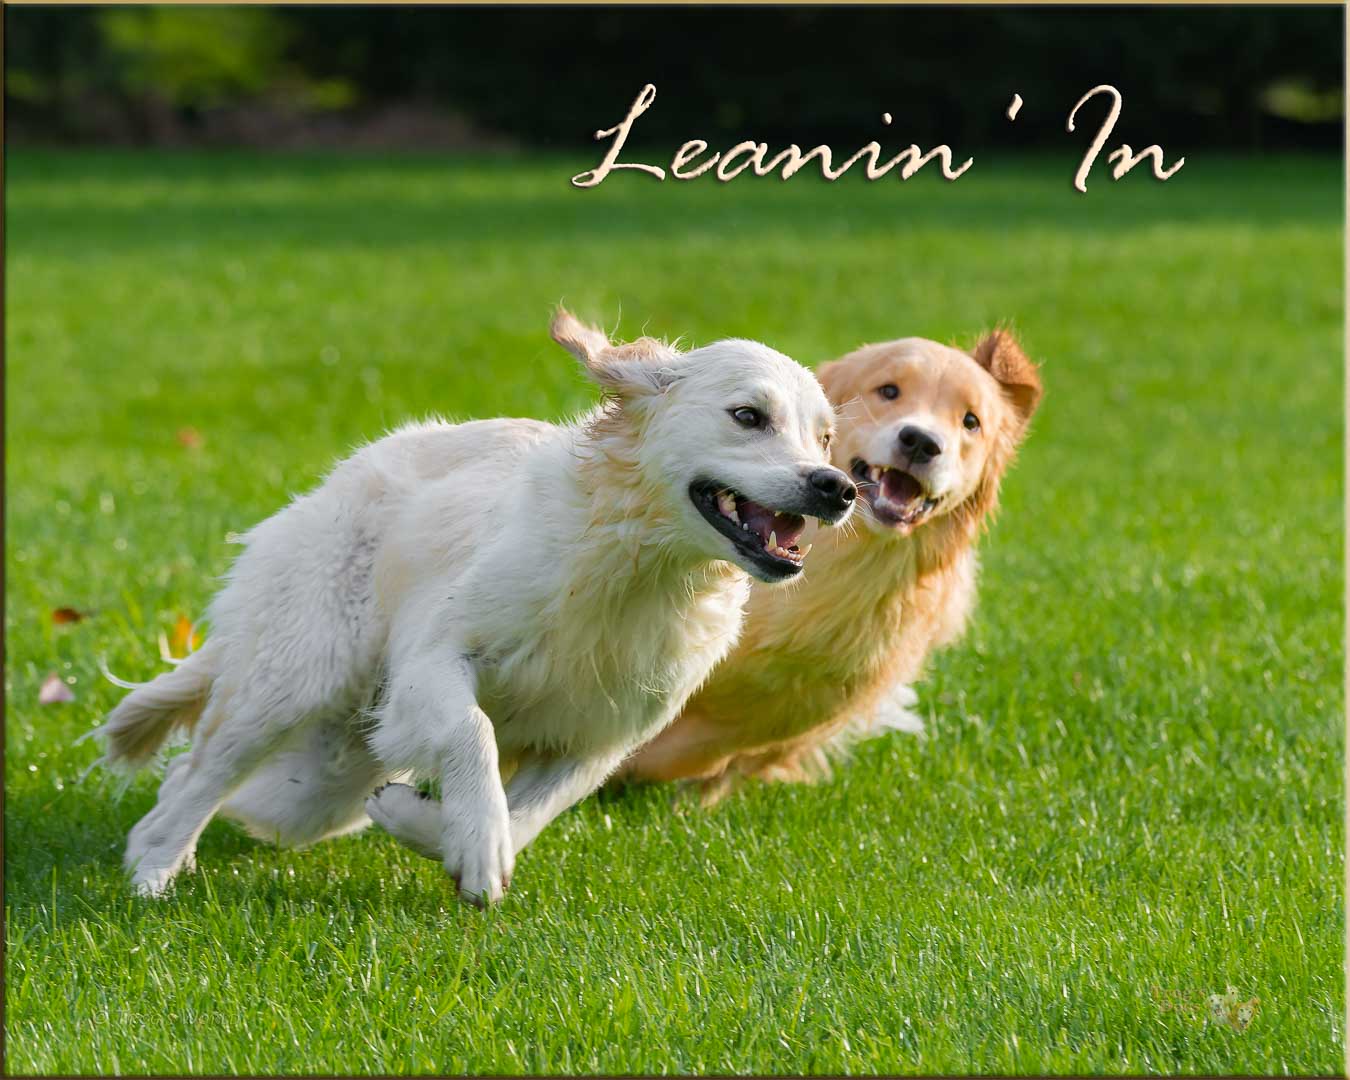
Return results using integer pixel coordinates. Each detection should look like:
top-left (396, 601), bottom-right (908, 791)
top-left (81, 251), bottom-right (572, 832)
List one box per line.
top-left (94, 309), bottom-right (855, 904)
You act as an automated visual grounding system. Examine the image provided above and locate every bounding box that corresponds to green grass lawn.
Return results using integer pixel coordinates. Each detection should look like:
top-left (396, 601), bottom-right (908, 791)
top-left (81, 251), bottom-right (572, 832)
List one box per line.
top-left (4, 150), bottom-right (1344, 1075)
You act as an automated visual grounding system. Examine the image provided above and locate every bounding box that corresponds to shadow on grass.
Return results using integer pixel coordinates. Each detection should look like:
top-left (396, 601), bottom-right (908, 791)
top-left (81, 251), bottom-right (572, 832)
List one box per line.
top-left (4, 768), bottom-right (668, 921)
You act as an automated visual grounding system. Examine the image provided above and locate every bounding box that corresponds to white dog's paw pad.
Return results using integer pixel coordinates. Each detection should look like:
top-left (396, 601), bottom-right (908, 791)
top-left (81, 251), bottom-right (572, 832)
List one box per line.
top-left (366, 783), bottom-right (443, 860)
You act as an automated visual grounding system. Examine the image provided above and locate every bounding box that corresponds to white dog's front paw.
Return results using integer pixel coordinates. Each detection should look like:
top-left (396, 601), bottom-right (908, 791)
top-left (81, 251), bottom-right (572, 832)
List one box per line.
top-left (441, 807), bottom-right (514, 908)
top-left (366, 783), bottom-right (443, 860)
top-left (128, 860), bottom-right (181, 898)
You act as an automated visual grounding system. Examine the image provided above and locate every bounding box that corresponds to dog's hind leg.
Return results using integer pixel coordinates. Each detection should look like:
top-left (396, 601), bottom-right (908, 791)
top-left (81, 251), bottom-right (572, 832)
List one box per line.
top-left (220, 717), bottom-right (394, 848)
top-left (124, 685), bottom-right (302, 896)
top-left (365, 783), bottom-right (443, 859)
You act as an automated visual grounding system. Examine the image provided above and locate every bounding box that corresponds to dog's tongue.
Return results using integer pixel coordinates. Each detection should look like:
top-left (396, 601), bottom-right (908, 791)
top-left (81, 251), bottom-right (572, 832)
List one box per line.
top-left (736, 497), bottom-right (806, 547)
top-left (881, 468), bottom-right (923, 509)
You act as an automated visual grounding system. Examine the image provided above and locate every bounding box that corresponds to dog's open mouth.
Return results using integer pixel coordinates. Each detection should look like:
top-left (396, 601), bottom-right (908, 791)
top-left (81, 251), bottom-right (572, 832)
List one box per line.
top-left (689, 480), bottom-right (809, 580)
top-left (851, 458), bottom-right (938, 532)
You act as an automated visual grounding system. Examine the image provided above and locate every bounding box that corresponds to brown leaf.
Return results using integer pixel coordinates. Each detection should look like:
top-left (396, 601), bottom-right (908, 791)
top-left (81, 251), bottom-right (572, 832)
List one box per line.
top-left (176, 427), bottom-right (204, 450)
top-left (168, 614), bottom-right (203, 658)
top-left (51, 607), bottom-right (86, 625)
top-left (39, 673), bottom-right (75, 705)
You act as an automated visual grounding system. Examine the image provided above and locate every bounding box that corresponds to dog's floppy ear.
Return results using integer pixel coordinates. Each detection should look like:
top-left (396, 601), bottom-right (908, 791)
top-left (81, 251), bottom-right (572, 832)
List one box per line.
top-left (550, 308), bottom-right (612, 365)
top-left (550, 307), bottom-right (679, 397)
top-left (971, 329), bottom-right (1042, 426)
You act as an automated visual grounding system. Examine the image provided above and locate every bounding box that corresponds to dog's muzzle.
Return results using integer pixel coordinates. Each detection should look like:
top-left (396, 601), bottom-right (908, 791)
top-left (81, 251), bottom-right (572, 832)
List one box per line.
top-left (804, 466), bottom-right (857, 524)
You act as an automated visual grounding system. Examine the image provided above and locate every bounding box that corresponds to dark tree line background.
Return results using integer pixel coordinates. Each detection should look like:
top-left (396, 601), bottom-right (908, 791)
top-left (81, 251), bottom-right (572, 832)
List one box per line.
top-left (6, 6), bottom-right (1344, 152)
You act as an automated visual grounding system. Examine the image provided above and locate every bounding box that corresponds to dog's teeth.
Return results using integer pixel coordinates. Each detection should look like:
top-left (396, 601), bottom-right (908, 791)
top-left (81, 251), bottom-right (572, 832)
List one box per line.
top-left (800, 543), bottom-right (812, 557)
top-left (717, 491), bottom-right (737, 519)
top-left (871, 465), bottom-right (883, 482)
top-left (768, 530), bottom-right (777, 550)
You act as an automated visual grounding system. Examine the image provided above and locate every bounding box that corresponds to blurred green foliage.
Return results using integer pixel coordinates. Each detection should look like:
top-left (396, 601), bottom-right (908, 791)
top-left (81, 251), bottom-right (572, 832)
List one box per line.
top-left (3, 7), bottom-right (1344, 147)
top-left (96, 8), bottom-right (289, 109)
top-left (5, 7), bottom-right (356, 141)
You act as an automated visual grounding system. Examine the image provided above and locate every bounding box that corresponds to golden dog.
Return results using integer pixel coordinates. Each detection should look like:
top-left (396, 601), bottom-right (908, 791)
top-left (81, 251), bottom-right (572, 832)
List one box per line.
top-left (620, 330), bottom-right (1042, 798)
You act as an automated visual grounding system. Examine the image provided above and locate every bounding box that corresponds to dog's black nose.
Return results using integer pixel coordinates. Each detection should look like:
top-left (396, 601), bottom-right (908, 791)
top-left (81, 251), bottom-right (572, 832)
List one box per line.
top-left (809, 467), bottom-right (856, 506)
top-left (899, 425), bottom-right (944, 464)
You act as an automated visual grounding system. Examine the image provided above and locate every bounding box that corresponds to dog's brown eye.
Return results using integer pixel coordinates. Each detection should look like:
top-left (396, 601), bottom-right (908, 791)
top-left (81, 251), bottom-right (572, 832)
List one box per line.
top-left (821, 432), bottom-right (833, 451)
top-left (963, 411), bottom-right (981, 432)
top-left (730, 407), bottom-right (765, 429)
top-left (878, 384), bottom-right (900, 400)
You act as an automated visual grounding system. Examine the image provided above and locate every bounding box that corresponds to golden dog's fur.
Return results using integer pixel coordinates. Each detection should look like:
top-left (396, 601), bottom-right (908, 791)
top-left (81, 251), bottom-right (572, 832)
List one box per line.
top-left (620, 330), bottom-right (1042, 798)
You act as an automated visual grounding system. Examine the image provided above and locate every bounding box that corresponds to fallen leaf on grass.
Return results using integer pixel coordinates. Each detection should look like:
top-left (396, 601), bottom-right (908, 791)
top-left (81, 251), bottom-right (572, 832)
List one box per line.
top-left (163, 614), bottom-right (203, 660)
top-left (39, 673), bottom-right (74, 705)
top-left (176, 427), bottom-right (204, 450)
top-left (51, 607), bottom-right (87, 624)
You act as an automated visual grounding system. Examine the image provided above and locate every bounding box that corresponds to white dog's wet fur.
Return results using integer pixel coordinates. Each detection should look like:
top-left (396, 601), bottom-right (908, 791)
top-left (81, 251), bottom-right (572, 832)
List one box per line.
top-left (94, 309), bottom-right (855, 905)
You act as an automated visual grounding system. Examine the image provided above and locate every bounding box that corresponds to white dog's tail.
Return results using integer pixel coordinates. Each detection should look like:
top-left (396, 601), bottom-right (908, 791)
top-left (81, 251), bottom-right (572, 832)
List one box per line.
top-left (86, 644), bottom-right (219, 772)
